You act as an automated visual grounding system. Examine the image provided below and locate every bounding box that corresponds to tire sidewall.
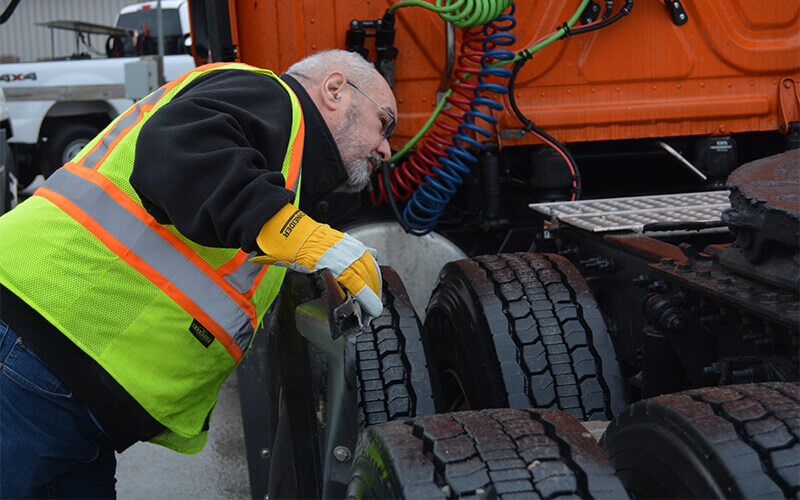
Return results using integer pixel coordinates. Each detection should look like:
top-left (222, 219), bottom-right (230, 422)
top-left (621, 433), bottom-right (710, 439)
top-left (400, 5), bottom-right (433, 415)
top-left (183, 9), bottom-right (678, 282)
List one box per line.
top-left (602, 405), bottom-right (734, 498)
top-left (42, 122), bottom-right (100, 177)
top-left (425, 263), bottom-right (508, 411)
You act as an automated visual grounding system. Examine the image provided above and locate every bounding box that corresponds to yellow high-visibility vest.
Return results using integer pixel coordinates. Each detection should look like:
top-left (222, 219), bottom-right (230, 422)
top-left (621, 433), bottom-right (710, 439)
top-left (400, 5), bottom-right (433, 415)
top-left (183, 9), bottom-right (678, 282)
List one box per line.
top-left (0, 63), bottom-right (304, 453)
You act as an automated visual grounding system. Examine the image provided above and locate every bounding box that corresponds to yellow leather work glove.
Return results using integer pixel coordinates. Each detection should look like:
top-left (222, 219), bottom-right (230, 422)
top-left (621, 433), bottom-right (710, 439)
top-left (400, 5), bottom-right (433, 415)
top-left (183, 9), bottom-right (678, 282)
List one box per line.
top-left (250, 203), bottom-right (383, 317)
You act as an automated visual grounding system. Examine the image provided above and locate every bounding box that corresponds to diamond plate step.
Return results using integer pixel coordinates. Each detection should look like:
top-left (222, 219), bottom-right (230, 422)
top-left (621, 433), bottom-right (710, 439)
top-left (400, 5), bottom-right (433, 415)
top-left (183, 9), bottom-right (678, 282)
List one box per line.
top-left (530, 191), bottom-right (731, 233)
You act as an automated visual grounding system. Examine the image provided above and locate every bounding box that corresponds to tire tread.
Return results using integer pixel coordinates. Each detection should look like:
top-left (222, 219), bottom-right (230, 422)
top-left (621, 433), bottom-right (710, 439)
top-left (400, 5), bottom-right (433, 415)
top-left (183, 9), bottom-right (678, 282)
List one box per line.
top-left (353, 409), bottom-right (628, 498)
top-left (354, 267), bottom-right (435, 427)
top-left (465, 253), bottom-right (625, 420)
top-left (684, 383), bottom-right (800, 498)
top-left (601, 382), bottom-right (799, 498)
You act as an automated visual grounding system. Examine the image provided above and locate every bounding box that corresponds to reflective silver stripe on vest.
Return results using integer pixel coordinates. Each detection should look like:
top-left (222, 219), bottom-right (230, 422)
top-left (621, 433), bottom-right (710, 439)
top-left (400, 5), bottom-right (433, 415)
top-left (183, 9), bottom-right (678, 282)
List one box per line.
top-left (81, 88), bottom-right (166, 169)
top-left (287, 169), bottom-right (301, 194)
top-left (224, 252), bottom-right (263, 294)
top-left (44, 168), bottom-right (254, 353)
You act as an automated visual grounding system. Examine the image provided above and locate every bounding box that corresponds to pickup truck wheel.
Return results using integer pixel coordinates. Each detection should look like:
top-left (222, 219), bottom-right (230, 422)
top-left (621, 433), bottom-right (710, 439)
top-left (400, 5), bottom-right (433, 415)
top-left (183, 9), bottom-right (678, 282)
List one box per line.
top-left (347, 408), bottom-right (628, 498)
top-left (2, 140), bottom-right (17, 212)
top-left (41, 122), bottom-right (100, 176)
top-left (600, 382), bottom-right (800, 499)
top-left (424, 252), bottom-right (627, 420)
top-left (356, 266), bottom-right (437, 427)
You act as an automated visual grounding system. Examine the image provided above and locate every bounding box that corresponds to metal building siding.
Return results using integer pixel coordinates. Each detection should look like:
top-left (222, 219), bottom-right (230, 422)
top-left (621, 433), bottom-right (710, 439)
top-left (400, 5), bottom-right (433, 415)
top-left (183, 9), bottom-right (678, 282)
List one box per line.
top-left (0, 1), bottom-right (141, 62)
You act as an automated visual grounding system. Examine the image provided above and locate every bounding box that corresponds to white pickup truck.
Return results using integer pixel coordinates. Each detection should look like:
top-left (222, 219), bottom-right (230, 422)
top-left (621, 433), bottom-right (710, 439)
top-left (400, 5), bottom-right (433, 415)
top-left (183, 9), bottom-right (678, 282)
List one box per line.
top-left (1, 86), bottom-right (17, 212)
top-left (0, 0), bottom-right (196, 188)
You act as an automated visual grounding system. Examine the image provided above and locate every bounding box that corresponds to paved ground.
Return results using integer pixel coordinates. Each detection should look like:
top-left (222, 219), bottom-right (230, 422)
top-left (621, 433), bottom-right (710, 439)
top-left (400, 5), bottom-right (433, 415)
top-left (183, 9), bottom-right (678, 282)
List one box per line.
top-left (115, 375), bottom-right (251, 499)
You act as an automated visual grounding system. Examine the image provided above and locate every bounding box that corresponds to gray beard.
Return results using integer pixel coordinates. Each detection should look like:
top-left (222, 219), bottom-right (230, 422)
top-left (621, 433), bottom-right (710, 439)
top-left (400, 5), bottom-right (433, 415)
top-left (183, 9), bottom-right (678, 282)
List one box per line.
top-left (332, 104), bottom-right (373, 192)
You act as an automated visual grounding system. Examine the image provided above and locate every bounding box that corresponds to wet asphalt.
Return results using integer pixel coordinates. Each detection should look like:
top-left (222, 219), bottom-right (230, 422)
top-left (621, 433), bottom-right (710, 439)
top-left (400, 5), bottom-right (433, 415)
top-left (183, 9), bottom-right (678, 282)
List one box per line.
top-left (115, 374), bottom-right (251, 499)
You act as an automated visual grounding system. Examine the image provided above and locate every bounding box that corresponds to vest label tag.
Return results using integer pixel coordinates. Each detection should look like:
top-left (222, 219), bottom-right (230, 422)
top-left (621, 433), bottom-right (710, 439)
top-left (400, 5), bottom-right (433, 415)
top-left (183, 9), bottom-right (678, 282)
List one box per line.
top-left (189, 320), bottom-right (215, 347)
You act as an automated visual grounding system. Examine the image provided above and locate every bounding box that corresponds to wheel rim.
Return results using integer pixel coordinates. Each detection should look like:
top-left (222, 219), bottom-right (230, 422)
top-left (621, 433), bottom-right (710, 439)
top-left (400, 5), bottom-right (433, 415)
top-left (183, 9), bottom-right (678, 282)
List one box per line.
top-left (62, 138), bottom-right (89, 163)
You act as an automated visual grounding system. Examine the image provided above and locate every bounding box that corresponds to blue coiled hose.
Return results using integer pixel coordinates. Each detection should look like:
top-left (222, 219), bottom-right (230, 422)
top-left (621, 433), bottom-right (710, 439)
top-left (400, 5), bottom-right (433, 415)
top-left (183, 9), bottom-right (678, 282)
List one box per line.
top-left (402, 6), bottom-right (517, 234)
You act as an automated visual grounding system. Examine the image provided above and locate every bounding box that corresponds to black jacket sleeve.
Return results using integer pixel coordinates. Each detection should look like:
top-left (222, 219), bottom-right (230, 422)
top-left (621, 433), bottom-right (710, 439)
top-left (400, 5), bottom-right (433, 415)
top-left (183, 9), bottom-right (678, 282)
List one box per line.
top-left (130, 69), bottom-right (296, 252)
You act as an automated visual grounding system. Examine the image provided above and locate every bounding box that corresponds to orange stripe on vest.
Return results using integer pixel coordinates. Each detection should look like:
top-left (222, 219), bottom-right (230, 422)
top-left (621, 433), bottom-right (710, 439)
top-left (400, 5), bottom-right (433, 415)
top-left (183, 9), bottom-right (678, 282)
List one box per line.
top-left (34, 186), bottom-right (244, 362)
top-left (63, 162), bottom-right (259, 331)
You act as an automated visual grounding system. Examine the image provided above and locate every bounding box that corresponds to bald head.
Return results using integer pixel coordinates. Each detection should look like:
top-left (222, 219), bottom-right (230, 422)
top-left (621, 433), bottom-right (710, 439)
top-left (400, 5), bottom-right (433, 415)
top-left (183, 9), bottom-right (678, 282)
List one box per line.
top-left (287, 49), bottom-right (381, 93)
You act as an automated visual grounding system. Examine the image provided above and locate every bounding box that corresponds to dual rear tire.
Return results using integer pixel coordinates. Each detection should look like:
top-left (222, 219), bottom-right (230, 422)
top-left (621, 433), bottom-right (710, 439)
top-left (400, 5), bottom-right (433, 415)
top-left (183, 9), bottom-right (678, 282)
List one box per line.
top-left (347, 253), bottom-right (632, 499)
top-left (347, 382), bottom-right (800, 499)
top-left (270, 256), bottom-right (798, 499)
top-left (345, 254), bottom-right (799, 499)
top-left (424, 253), bottom-right (628, 420)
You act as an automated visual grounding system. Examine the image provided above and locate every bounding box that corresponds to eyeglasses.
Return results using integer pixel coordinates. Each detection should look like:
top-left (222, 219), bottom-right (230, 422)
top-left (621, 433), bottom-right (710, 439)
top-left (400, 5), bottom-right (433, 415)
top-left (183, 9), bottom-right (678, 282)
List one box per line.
top-left (346, 81), bottom-right (396, 139)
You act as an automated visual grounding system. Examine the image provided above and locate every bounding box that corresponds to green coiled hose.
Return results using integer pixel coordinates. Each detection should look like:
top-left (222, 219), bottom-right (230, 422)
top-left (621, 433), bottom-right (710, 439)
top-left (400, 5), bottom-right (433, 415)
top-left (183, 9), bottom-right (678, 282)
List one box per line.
top-left (387, 0), bottom-right (514, 28)
top-left (389, 0), bottom-right (591, 161)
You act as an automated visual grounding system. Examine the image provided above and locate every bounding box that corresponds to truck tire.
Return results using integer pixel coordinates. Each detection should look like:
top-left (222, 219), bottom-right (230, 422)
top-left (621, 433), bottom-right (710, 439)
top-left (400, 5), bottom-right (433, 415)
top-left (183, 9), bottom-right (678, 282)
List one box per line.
top-left (600, 382), bottom-right (800, 499)
top-left (265, 268), bottom-right (436, 498)
top-left (347, 408), bottom-right (629, 499)
top-left (424, 252), bottom-right (627, 420)
top-left (41, 121), bottom-right (101, 177)
top-left (356, 266), bottom-right (437, 427)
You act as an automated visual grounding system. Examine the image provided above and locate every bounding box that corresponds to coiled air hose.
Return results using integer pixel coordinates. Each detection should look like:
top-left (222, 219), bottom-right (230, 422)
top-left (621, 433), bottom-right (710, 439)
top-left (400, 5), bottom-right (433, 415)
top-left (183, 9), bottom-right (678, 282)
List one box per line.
top-left (402, 10), bottom-right (516, 234)
top-left (377, 0), bottom-right (593, 235)
top-left (386, 0), bottom-right (514, 28)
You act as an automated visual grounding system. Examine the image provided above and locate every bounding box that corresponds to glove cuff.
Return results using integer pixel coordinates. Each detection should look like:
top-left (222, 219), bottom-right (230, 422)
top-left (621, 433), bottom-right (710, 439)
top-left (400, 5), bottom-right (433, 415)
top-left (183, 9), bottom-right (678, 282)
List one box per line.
top-left (256, 203), bottom-right (320, 263)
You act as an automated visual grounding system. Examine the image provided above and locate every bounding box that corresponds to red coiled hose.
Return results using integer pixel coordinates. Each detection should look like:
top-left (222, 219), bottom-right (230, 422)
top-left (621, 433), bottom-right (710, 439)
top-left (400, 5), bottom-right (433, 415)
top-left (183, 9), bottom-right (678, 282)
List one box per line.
top-left (371, 25), bottom-right (491, 206)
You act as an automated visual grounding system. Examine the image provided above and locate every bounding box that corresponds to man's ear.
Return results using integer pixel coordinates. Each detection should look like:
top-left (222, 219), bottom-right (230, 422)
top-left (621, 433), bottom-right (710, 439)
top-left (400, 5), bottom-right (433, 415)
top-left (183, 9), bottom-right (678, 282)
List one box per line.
top-left (320, 72), bottom-right (347, 112)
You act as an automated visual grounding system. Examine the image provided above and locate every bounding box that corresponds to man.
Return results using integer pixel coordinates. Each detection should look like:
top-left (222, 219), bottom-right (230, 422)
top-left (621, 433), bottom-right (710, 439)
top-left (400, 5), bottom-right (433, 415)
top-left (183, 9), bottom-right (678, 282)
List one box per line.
top-left (0, 49), bottom-right (396, 497)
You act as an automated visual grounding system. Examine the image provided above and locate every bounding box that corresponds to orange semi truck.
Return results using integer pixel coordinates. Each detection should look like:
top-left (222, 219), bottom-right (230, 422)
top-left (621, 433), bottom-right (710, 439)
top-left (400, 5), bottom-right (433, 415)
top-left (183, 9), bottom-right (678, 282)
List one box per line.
top-left (190, 1), bottom-right (799, 154)
top-left (187, 2), bottom-right (798, 498)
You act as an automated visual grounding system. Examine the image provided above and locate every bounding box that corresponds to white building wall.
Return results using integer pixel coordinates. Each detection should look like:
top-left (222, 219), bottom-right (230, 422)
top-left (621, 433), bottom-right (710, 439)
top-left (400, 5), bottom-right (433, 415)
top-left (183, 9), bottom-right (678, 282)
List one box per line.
top-left (0, 0), bottom-right (143, 62)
